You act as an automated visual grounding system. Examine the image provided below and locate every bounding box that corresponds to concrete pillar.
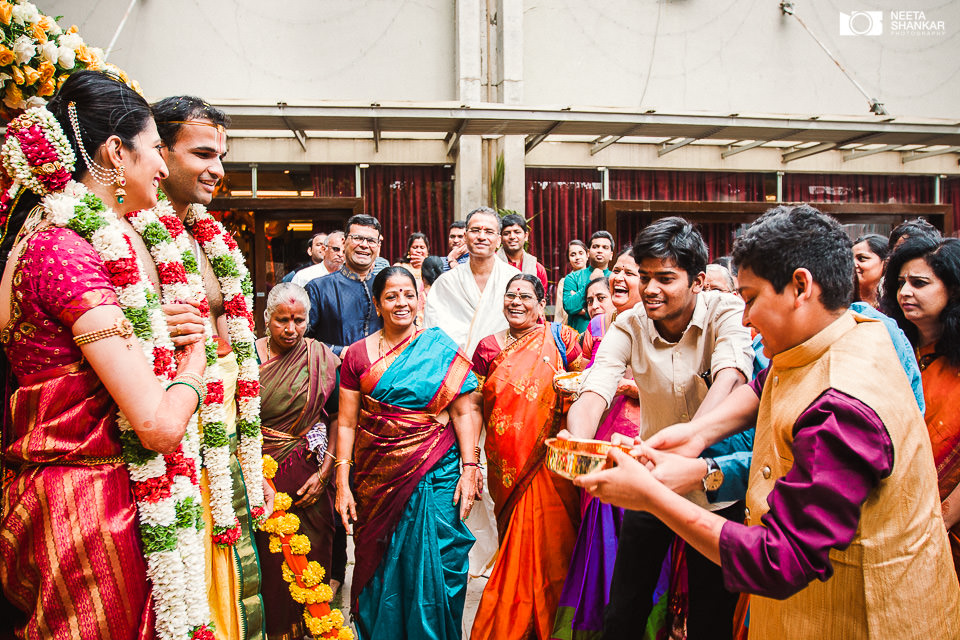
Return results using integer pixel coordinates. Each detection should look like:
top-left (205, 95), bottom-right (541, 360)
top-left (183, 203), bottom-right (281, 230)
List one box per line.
top-left (496, 0), bottom-right (524, 214)
top-left (456, 136), bottom-right (483, 219)
top-left (455, 0), bottom-right (484, 218)
top-left (501, 135), bottom-right (525, 215)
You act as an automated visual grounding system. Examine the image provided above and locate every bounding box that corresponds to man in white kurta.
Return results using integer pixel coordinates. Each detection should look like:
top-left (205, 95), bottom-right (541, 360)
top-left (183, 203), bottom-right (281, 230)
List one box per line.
top-left (423, 207), bottom-right (519, 586)
top-left (424, 208), bottom-right (520, 358)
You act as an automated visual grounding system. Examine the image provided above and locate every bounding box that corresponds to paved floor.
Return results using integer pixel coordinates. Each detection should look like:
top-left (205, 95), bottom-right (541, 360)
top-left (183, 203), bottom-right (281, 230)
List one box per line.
top-left (336, 536), bottom-right (488, 639)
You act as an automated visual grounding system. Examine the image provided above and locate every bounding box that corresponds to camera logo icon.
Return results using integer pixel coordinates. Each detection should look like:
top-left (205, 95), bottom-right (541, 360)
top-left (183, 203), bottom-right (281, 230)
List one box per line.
top-left (839, 11), bottom-right (883, 36)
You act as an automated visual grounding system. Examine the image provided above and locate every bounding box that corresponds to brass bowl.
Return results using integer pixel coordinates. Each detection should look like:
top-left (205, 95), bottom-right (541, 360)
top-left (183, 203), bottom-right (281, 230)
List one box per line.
top-left (544, 437), bottom-right (631, 480)
top-left (553, 370), bottom-right (586, 395)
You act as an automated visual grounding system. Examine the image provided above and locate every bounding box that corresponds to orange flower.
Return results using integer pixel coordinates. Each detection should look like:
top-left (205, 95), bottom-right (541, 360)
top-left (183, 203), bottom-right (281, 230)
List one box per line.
top-left (0, 46), bottom-right (13, 66)
top-left (37, 78), bottom-right (56, 97)
top-left (67, 25), bottom-right (79, 34)
top-left (38, 60), bottom-right (55, 82)
top-left (32, 22), bottom-right (47, 44)
top-left (75, 45), bottom-right (96, 65)
top-left (0, 2), bottom-right (12, 26)
top-left (4, 84), bottom-right (22, 107)
top-left (22, 65), bottom-right (40, 86)
top-left (10, 66), bottom-right (24, 85)
top-left (38, 15), bottom-right (55, 31)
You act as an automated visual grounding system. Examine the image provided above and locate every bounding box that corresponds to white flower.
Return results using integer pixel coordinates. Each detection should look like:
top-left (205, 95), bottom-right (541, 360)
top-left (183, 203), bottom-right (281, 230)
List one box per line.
top-left (44, 194), bottom-right (78, 226)
top-left (57, 32), bottom-right (83, 50)
top-left (117, 284), bottom-right (148, 308)
top-left (40, 41), bottom-right (58, 65)
top-left (238, 359), bottom-right (259, 380)
top-left (11, 2), bottom-right (40, 25)
top-left (127, 453), bottom-right (168, 482)
top-left (57, 46), bottom-right (76, 70)
top-left (62, 180), bottom-right (86, 199)
top-left (136, 496), bottom-right (178, 527)
top-left (24, 96), bottom-right (45, 109)
top-left (219, 275), bottom-right (243, 298)
top-left (12, 35), bottom-right (36, 65)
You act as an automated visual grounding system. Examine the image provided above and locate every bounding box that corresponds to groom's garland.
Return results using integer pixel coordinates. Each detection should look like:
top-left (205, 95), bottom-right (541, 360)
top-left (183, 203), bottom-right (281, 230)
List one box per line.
top-left (128, 198), bottom-right (265, 537)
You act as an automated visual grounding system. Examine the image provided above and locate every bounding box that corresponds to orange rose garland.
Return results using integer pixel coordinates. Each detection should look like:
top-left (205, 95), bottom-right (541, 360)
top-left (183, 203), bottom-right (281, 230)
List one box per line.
top-left (261, 455), bottom-right (354, 640)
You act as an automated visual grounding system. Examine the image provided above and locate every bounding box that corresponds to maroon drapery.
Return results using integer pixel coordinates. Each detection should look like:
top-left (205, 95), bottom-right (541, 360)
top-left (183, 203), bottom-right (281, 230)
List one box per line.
top-left (943, 177), bottom-right (960, 238)
top-left (362, 165), bottom-right (454, 263)
top-left (782, 173), bottom-right (935, 203)
top-left (311, 165), bottom-right (356, 197)
top-left (609, 170), bottom-right (766, 260)
top-left (525, 168), bottom-right (602, 288)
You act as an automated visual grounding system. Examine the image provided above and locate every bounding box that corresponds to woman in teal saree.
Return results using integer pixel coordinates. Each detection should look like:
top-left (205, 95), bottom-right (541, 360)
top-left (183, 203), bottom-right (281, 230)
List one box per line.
top-left (335, 267), bottom-right (481, 640)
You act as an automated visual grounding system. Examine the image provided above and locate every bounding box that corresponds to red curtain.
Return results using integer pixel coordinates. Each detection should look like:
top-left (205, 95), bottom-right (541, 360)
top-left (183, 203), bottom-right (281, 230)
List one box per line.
top-left (362, 165), bottom-right (454, 264)
top-left (609, 170), bottom-right (766, 260)
top-left (782, 173), bottom-right (934, 203)
top-left (311, 165), bottom-right (356, 197)
top-left (943, 177), bottom-right (960, 238)
top-left (525, 168), bottom-right (603, 288)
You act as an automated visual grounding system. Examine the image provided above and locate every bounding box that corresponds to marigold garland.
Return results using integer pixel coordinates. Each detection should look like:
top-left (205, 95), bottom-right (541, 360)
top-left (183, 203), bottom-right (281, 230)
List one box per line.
top-left (261, 455), bottom-right (353, 640)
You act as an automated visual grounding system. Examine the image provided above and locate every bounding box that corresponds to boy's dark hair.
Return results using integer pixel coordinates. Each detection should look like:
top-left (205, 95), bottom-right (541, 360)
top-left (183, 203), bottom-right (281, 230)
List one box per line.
top-left (632, 217), bottom-right (708, 283)
top-left (888, 218), bottom-right (940, 253)
top-left (501, 213), bottom-right (528, 233)
top-left (449, 220), bottom-right (466, 231)
top-left (344, 214), bottom-right (382, 236)
top-left (881, 236), bottom-right (960, 367)
top-left (151, 95), bottom-right (229, 148)
top-left (732, 205), bottom-right (853, 310)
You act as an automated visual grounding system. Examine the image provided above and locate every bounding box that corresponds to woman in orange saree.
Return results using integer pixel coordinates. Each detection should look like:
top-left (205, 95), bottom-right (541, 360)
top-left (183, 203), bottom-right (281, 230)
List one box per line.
top-left (471, 274), bottom-right (585, 640)
top-left (883, 236), bottom-right (960, 576)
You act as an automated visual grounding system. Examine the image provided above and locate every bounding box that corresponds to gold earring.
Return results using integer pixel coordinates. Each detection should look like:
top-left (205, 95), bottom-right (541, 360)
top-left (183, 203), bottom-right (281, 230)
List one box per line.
top-left (114, 165), bottom-right (126, 204)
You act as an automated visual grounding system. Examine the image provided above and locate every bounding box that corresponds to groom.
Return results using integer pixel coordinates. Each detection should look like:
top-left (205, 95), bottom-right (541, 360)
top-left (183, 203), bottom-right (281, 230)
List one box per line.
top-left (148, 96), bottom-right (265, 640)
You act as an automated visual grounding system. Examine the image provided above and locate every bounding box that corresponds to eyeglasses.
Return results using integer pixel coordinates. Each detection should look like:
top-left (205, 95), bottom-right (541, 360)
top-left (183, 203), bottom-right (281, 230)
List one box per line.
top-left (467, 227), bottom-right (499, 237)
top-left (504, 292), bottom-right (537, 303)
top-left (346, 234), bottom-right (381, 246)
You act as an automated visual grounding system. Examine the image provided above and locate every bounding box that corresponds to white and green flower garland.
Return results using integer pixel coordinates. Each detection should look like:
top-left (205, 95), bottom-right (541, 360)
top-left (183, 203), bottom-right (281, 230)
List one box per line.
top-left (42, 180), bottom-right (214, 640)
top-left (126, 199), bottom-right (264, 539)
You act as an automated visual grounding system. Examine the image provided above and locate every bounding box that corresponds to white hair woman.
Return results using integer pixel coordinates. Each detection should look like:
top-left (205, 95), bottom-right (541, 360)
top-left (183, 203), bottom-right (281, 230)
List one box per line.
top-left (254, 282), bottom-right (342, 638)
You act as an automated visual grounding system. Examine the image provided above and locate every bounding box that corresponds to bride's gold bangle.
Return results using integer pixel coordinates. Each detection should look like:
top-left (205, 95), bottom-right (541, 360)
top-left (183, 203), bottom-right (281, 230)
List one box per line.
top-left (334, 458), bottom-right (354, 468)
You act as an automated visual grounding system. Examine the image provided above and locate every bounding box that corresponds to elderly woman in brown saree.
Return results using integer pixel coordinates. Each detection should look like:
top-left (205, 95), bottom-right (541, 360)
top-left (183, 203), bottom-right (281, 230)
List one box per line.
top-left (253, 282), bottom-right (341, 640)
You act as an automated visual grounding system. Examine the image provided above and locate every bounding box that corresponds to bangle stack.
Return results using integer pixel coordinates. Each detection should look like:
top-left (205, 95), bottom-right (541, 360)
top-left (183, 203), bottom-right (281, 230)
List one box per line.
top-left (167, 371), bottom-right (206, 409)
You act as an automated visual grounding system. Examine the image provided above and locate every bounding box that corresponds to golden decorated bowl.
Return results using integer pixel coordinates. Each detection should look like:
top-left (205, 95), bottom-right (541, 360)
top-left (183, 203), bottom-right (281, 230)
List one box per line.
top-left (544, 437), bottom-right (632, 480)
top-left (553, 370), bottom-right (586, 395)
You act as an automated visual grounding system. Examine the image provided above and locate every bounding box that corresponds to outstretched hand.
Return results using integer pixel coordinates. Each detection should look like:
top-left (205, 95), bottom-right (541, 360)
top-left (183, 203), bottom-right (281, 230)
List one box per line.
top-left (644, 422), bottom-right (707, 458)
top-left (638, 445), bottom-right (707, 495)
top-left (573, 448), bottom-right (669, 512)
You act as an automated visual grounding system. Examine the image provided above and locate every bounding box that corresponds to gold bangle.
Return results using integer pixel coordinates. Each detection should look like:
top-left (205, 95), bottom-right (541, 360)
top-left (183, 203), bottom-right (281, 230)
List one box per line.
top-left (334, 459), bottom-right (353, 468)
top-left (176, 372), bottom-right (204, 387)
top-left (74, 317), bottom-right (135, 346)
top-left (173, 373), bottom-right (206, 404)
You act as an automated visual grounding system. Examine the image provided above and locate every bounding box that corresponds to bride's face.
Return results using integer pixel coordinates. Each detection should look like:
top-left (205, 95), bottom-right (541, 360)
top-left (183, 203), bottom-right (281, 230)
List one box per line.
top-left (116, 119), bottom-right (169, 212)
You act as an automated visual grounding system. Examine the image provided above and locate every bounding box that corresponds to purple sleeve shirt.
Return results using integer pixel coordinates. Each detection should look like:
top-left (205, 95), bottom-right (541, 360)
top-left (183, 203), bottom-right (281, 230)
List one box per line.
top-left (718, 377), bottom-right (894, 600)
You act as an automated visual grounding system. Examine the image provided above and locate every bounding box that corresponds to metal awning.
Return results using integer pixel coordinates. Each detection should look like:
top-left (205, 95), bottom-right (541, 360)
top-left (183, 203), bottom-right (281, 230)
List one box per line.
top-left (213, 102), bottom-right (960, 162)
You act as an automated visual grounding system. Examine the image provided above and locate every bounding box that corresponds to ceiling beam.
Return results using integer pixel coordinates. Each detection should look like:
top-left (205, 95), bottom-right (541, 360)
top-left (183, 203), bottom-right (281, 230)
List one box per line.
top-left (658, 127), bottom-right (726, 157)
top-left (276, 102), bottom-right (307, 152)
top-left (782, 142), bottom-right (837, 163)
top-left (841, 144), bottom-right (901, 162)
top-left (524, 121), bottom-right (562, 154)
top-left (371, 117), bottom-right (381, 152)
top-left (590, 124), bottom-right (647, 156)
top-left (901, 146), bottom-right (960, 163)
top-left (445, 119), bottom-right (468, 156)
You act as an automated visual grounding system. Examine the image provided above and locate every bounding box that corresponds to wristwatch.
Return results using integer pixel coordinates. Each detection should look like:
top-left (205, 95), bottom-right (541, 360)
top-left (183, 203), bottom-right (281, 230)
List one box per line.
top-left (701, 457), bottom-right (724, 492)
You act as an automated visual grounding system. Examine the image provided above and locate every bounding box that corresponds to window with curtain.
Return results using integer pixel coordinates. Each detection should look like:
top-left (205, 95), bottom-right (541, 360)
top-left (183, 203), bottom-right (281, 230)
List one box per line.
top-left (609, 170), bottom-right (766, 260)
top-left (782, 174), bottom-right (935, 204)
top-left (943, 177), bottom-right (960, 237)
top-left (311, 165), bottom-right (356, 197)
top-left (525, 168), bottom-right (603, 287)
top-left (363, 165), bottom-right (455, 264)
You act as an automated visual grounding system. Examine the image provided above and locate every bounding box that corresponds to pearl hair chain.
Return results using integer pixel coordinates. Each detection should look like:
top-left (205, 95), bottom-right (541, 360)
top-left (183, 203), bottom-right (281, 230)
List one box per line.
top-left (66, 101), bottom-right (126, 190)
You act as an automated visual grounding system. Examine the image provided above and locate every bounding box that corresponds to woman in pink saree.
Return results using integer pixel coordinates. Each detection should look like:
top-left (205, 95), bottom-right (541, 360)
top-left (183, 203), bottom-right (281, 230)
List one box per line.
top-left (0, 72), bottom-right (207, 639)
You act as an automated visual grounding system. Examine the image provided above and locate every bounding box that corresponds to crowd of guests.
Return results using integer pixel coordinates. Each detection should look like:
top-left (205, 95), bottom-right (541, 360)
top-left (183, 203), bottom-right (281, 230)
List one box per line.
top-left (0, 67), bottom-right (958, 640)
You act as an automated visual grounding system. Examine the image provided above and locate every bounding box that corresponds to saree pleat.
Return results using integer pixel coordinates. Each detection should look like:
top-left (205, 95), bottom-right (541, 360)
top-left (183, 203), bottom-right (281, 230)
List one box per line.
top-left (472, 325), bottom-right (581, 640)
top-left (254, 339), bottom-right (339, 638)
top-left (1, 363), bottom-right (154, 640)
top-left (919, 344), bottom-right (960, 575)
top-left (350, 328), bottom-right (477, 639)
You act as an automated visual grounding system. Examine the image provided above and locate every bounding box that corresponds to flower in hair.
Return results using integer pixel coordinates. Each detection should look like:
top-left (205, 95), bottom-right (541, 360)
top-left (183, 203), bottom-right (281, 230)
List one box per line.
top-left (1, 105), bottom-right (75, 195)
